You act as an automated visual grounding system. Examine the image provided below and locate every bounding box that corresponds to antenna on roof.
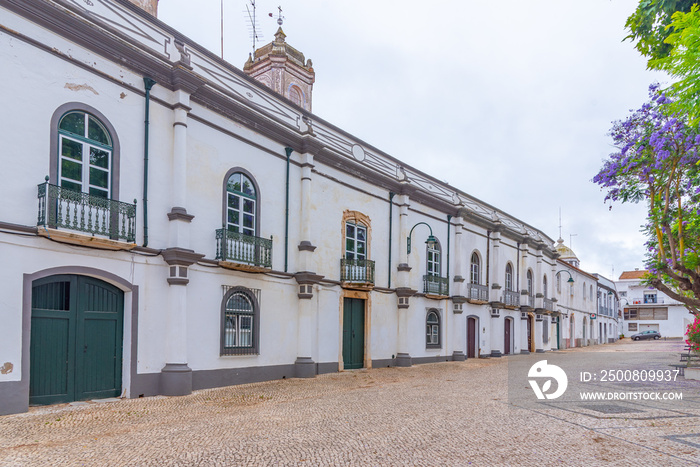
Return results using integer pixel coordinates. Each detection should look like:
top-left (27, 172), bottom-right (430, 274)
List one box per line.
top-left (558, 207), bottom-right (562, 239)
top-left (269, 6), bottom-right (284, 26)
top-left (244, 0), bottom-right (263, 57)
top-left (220, 0), bottom-right (224, 59)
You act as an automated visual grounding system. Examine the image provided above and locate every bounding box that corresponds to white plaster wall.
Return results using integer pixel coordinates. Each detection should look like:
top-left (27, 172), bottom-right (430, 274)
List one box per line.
top-left (0, 13), bottom-right (166, 252)
top-left (367, 292), bottom-right (398, 362)
top-left (184, 268), bottom-right (299, 370)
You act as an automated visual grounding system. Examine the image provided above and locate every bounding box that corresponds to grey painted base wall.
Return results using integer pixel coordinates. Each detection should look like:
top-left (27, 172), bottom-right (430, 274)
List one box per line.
top-left (0, 381), bottom-right (28, 416)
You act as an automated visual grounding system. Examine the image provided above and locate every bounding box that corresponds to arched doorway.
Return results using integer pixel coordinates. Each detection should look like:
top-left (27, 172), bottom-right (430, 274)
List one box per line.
top-left (466, 316), bottom-right (478, 358)
top-left (583, 317), bottom-right (588, 346)
top-left (528, 314), bottom-right (536, 352)
top-left (30, 275), bottom-right (124, 405)
top-left (504, 317), bottom-right (513, 355)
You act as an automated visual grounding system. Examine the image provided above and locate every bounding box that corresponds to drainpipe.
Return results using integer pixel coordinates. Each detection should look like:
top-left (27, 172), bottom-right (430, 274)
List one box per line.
top-left (388, 192), bottom-right (395, 288)
top-left (284, 146), bottom-right (293, 272)
top-left (446, 215), bottom-right (451, 296)
top-left (486, 230), bottom-right (491, 288)
top-left (142, 77), bottom-right (156, 247)
top-left (516, 242), bottom-right (521, 294)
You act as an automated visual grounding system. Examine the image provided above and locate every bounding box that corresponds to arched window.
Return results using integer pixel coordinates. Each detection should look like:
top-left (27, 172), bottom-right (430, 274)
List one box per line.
top-left (543, 275), bottom-right (548, 298)
top-left (345, 220), bottom-right (367, 261)
top-left (526, 270), bottom-right (533, 296)
top-left (590, 285), bottom-right (594, 301)
top-left (289, 85), bottom-right (303, 108)
top-left (426, 309), bottom-right (440, 348)
top-left (470, 252), bottom-right (480, 284)
top-left (505, 263), bottom-right (513, 291)
top-left (221, 287), bottom-right (259, 355)
top-left (427, 241), bottom-right (441, 277)
top-left (342, 211), bottom-right (372, 283)
top-left (583, 282), bottom-right (587, 300)
top-left (226, 172), bottom-right (256, 236)
top-left (557, 273), bottom-right (561, 293)
top-left (58, 110), bottom-right (113, 198)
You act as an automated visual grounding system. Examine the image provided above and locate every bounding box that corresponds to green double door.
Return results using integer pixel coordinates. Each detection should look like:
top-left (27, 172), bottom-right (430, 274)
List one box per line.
top-left (342, 298), bottom-right (365, 369)
top-left (30, 275), bottom-right (124, 405)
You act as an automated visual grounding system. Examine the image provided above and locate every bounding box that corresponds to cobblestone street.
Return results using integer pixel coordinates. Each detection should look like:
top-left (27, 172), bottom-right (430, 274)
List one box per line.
top-left (1, 340), bottom-right (698, 466)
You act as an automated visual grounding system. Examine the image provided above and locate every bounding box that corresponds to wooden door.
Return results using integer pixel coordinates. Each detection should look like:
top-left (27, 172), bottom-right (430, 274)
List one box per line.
top-left (527, 316), bottom-right (532, 352)
top-left (30, 275), bottom-right (123, 405)
top-left (342, 298), bottom-right (365, 369)
top-left (467, 317), bottom-right (476, 358)
top-left (504, 319), bottom-right (511, 355)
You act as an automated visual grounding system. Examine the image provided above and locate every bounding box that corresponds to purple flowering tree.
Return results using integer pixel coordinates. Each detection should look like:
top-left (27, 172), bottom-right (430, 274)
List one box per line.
top-left (594, 84), bottom-right (700, 317)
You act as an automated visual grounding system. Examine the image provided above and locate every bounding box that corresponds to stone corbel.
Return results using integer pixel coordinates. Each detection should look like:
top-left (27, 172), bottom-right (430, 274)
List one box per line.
top-left (161, 248), bottom-right (205, 285)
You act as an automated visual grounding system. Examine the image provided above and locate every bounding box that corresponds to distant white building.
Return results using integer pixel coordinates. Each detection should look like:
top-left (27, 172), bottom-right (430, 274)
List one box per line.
top-left (593, 274), bottom-right (620, 344)
top-left (552, 239), bottom-right (619, 348)
top-left (616, 270), bottom-right (692, 338)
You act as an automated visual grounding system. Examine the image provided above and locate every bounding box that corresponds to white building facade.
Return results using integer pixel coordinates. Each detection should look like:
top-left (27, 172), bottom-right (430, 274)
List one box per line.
top-left (0, 0), bottom-right (615, 415)
top-left (617, 270), bottom-right (693, 338)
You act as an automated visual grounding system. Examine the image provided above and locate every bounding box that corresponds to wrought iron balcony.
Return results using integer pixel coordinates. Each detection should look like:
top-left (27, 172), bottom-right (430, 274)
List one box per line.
top-left (543, 297), bottom-right (554, 311)
top-left (503, 289), bottom-right (520, 307)
top-left (216, 228), bottom-right (272, 268)
top-left (467, 282), bottom-right (489, 301)
top-left (423, 275), bottom-right (448, 296)
top-left (37, 181), bottom-right (136, 242)
top-left (340, 258), bottom-right (375, 284)
top-left (526, 294), bottom-right (535, 308)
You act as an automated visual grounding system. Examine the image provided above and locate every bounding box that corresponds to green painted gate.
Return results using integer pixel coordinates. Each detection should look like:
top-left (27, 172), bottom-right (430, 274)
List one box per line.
top-left (342, 298), bottom-right (365, 369)
top-left (30, 275), bottom-right (124, 405)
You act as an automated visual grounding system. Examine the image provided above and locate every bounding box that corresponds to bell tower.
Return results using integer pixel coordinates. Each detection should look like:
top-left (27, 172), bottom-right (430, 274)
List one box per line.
top-left (243, 28), bottom-right (315, 111)
top-left (127, 0), bottom-right (158, 17)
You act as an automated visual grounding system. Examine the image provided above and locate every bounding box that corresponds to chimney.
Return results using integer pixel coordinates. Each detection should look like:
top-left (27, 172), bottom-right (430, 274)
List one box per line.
top-left (127, 0), bottom-right (158, 17)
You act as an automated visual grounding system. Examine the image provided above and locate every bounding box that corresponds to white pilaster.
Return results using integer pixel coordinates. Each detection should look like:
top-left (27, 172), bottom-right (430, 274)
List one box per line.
top-left (297, 153), bottom-right (315, 271)
top-left (489, 230), bottom-right (502, 302)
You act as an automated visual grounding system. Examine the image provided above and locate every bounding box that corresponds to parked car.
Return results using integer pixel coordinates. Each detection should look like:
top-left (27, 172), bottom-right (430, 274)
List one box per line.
top-left (631, 330), bottom-right (661, 341)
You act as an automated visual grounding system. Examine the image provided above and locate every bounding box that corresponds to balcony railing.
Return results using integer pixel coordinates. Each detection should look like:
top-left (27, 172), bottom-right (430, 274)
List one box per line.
top-left (503, 289), bottom-right (520, 307)
top-left (37, 182), bottom-right (136, 242)
top-left (526, 294), bottom-right (535, 308)
top-left (543, 298), bottom-right (554, 311)
top-left (467, 283), bottom-right (489, 301)
top-left (216, 228), bottom-right (272, 268)
top-left (340, 258), bottom-right (375, 284)
top-left (424, 275), bottom-right (449, 295)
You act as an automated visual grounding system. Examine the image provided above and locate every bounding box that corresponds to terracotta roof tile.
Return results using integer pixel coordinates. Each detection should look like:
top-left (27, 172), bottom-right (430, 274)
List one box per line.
top-left (619, 270), bottom-right (648, 280)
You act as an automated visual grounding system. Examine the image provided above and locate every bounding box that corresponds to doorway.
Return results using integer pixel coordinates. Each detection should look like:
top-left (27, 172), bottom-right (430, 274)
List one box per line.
top-left (30, 275), bottom-right (124, 405)
top-left (467, 317), bottom-right (477, 358)
top-left (342, 298), bottom-right (365, 369)
top-left (504, 317), bottom-right (512, 355)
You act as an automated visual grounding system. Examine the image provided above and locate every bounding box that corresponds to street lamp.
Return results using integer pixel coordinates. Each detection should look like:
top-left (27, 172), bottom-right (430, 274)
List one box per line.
top-left (407, 222), bottom-right (437, 255)
top-left (556, 270), bottom-right (575, 283)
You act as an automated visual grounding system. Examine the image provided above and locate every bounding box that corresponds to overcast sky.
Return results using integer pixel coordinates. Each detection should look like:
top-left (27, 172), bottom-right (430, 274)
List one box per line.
top-left (158, 0), bottom-right (667, 280)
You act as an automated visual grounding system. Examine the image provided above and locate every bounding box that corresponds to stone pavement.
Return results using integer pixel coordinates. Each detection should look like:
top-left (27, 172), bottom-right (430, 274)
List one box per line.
top-left (1, 340), bottom-right (698, 466)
